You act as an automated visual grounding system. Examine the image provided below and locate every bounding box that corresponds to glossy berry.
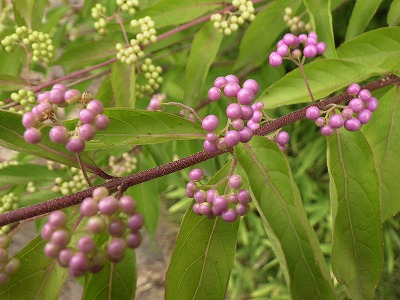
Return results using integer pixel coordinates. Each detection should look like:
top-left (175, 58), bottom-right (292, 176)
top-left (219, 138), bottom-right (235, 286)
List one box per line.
top-left (189, 168), bottom-right (204, 181)
top-left (94, 114), bottom-right (110, 130)
top-left (225, 130), bottom-right (240, 147)
top-left (119, 195), bottom-right (137, 214)
top-left (86, 100), bottom-right (104, 115)
top-left (226, 103), bottom-right (242, 119)
top-left (208, 87), bottom-right (221, 101)
top-left (342, 107), bottom-right (354, 118)
top-left (276, 131), bottom-right (290, 145)
top-left (98, 196), bottom-right (119, 215)
top-left (49, 126), bottom-right (69, 144)
top-left (228, 175), bottom-right (242, 189)
top-left (303, 45), bottom-right (317, 58)
top-left (79, 109), bottom-right (96, 124)
top-left (87, 216), bottom-right (106, 234)
top-left (107, 238), bottom-right (126, 263)
top-left (240, 105), bottom-right (254, 120)
top-left (305, 106), bottom-right (320, 120)
top-left (50, 89), bottom-right (65, 105)
top-left (221, 208), bottom-right (238, 222)
top-left (329, 114), bottom-right (344, 129)
top-left (214, 76), bottom-right (228, 88)
top-left (194, 190), bottom-right (206, 203)
top-left (224, 82), bottom-right (241, 97)
top-left (127, 214), bottom-right (144, 232)
top-left (316, 42), bottom-right (326, 54)
top-left (213, 196), bottom-right (228, 211)
top-left (127, 232), bottom-right (142, 249)
top-left (277, 44), bottom-right (289, 56)
top-left (108, 219), bottom-right (126, 237)
top-left (69, 253), bottom-right (90, 277)
top-left (66, 137), bottom-right (85, 153)
top-left (236, 203), bottom-right (250, 216)
top-left (239, 127), bottom-right (254, 143)
top-left (269, 52), bottom-right (282, 67)
top-left (78, 124), bottom-right (96, 141)
top-left (202, 115), bottom-right (219, 131)
top-left (358, 89), bottom-right (372, 102)
top-left (366, 97), bottom-right (378, 111)
top-left (22, 112), bottom-right (38, 128)
top-left (64, 89), bottom-right (81, 104)
top-left (225, 74), bottom-right (239, 83)
top-left (321, 125), bottom-right (334, 136)
top-left (315, 117), bottom-right (326, 127)
top-left (347, 83), bottom-right (361, 95)
top-left (80, 198), bottom-right (98, 216)
top-left (242, 79), bottom-right (259, 94)
top-left (237, 189), bottom-right (250, 204)
top-left (344, 118), bottom-right (361, 131)
top-left (357, 109), bottom-right (372, 124)
top-left (237, 88), bottom-right (254, 105)
top-left (204, 140), bottom-right (219, 152)
top-left (348, 98), bottom-right (364, 113)
top-left (51, 229), bottom-right (71, 248)
top-left (24, 128), bottom-right (42, 144)
top-left (48, 211), bottom-right (67, 228)
top-left (282, 33), bottom-right (297, 45)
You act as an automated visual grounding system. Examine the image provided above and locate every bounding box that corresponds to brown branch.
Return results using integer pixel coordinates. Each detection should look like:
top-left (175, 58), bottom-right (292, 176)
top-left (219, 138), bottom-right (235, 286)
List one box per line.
top-left (0, 74), bottom-right (399, 226)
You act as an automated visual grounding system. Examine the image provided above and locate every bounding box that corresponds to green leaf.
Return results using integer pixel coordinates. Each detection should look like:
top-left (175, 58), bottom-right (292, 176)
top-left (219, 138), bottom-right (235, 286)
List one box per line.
top-left (0, 74), bottom-right (25, 91)
top-left (42, 6), bottom-right (71, 33)
top-left (337, 27), bottom-right (400, 72)
top-left (12, 0), bottom-right (47, 29)
top-left (53, 40), bottom-right (116, 72)
top-left (86, 108), bottom-right (206, 150)
top-left (0, 164), bottom-right (64, 186)
top-left (362, 86), bottom-right (400, 220)
top-left (185, 22), bottom-right (223, 107)
top-left (345, 0), bottom-right (383, 41)
top-left (83, 249), bottom-right (136, 300)
top-left (234, 0), bottom-right (302, 70)
top-left (0, 110), bottom-right (103, 176)
top-left (138, 0), bottom-right (222, 28)
top-left (326, 130), bottom-right (382, 300)
top-left (303, 0), bottom-right (337, 58)
top-left (387, 0), bottom-right (400, 26)
top-left (258, 59), bottom-right (382, 108)
top-left (111, 60), bottom-right (136, 107)
top-left (236, 137), bottom-right (335, 300)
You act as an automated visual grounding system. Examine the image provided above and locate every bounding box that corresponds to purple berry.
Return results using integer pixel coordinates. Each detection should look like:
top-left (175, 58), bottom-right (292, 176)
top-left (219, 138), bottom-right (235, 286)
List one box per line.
top-left (98, 196), bottom-right (119, 215)
top-left (41, 224), bottom-right (55, 240)
top-left (107, 238), bottom-right (127, 263)
top-left (308, 32), bottom-right (318, 39)
top-left (240, 105), bottom-right (254, 120)
top-left (306, 37), bottom-right (317, 46)
top-left (303, 45), bottom-right (317, 58)
top-left (44, 242), bottom-right (61, 259)
top-left (357, 109), bottom-right (372, 124)
top-left (22, 112), bottom-right (38, 128)
top-left (213, 196), bottom-right (228, 211)
top-left (225, 130), bottom-right (240, 147)
top-left (216, 138), bottom-right (227, 150)
top-left (347, 83), bottom-right (361, 95)
top-left (204, 140), bottom-right (219, 152)
top-left (291, 49), bottom-right (302, 59)
top-left (232, 119), bottom-right (245, 130)
top-left (342, 107), bottom-right (354, 118)
top-left (214, 76), bottom-right (228, 88)
top-left (206, 132), bottom-right (217, 143)
top-left (64, 89), bottom-right (81, 104)
top-left (358, 89), bottom-right (372, 102)
top-left (69, 252), bottom-right (89, 277)
top-left (78, 124), bottom-right (96, 141)
top-left (48, 211), bottom-right (67, 227)
top-left (24, 128), bottom-right (42, 144)
top-left (37, 91), bottom-right (50, 103)
top-left (349, 98), bottom-right (364, 112)
top-left (276, 131), bottom-right (290, 145)
top-left (366, 97), bottom-right (378, 111)
top-left (316, 42), bottom-right (326, 54)
top-left (94, 114), bottom-right (110, 130)
top-left (128, 214), bottom-right (144, 232)
top-left (126, 232), bottom-right (142, 249)
top-left (212, 206), bottom-right (222, 216)
top-left (269, 52), bottom-right (282, 67)
top-left (321, 125), bottom-right (334, 136)
top-left (53, 84), bottom-right (67, 92)
top-left (242, 79), bottom-right (259, 94)
top-left (108, 219), bottom-right (126, 237)
top-left (202, 115), bottom-right (219, 131)
top-left (298, 34), bottom-right (307, 43)
top-left (50, 229), bottom-right (71, 248)
top-left (251, 111), bottom-right (262, 123)
top-left (282, 33), bottom-right (297, 46)
top-left (221, 208), bottom-right (238, 222)
top-left (329, 114), bottom-right (344, 129)
top-left (225, 74), bottom-right (239, 83)
top-left (237, 88), bottom-right (254, 105)
top-left (119, 195), bottom-right (137, 214)
top-left (223, 82), bottom-right (241, 97)
top-left (237, 189), bottom-right (250, 204)
top-left (50, 89), bottom-right (65, 105)
top-left (66, 137), bottom-right (85, 153)
top-left (49, 126), bottom-right (69, 144)
top-left (228, 174), bottom-right (242, 189)
top-left (87, 100), bottom-right (104, 115)
top-left (92, 187), bottom-right (109, 201)
top-left (80, 197), bottom-right (98, 216)
top-left (239, 127), bottom-right (254, 143)
top-left (344, 118), bottom-right (361, 131)
top-left (78, 235), bottom-right (96, 253)
top-left (254, 102), bottom-right (264, 111)
top-left (193, 203), bottom-right (201, 215)
top-left (58, 248), bottom-right (74, 267)
top-left (276, 44), bottom-right (289, 56)
top-left (279, 145), bottom-right (286, 152)
top-left (148, 99), bottom-right (160, 110)
top-left (315, 117), bottom-right (326, 127)
top-left (194, 190), bottom-right (206, 203)
top-left (79, 108), bottom-right (96, 124)
top-left (228, 194), bottom-right (238, 204)
top-left (189, 168), bottom-right (204, 181)
top-left (236, 203), bottom-right (250, 216)
top-left (247, 120), bottom-right (260, 131)
top-left (199, 202), bottom-right (212, 215)
top-left (226, 103), bottom-right (242, 119)
top-left (305, 106), bottom-right (320, 120)
top-left (208, 87), bottom-right (221, 101)
top-left (206, 189), bottom-right (217, 204)
top-left (87, 216), bottom-right (106, 234)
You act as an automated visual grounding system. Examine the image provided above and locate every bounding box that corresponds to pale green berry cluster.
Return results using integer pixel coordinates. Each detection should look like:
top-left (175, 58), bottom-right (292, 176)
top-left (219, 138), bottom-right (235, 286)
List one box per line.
top-left (1, 26), bottom-right (54, 64)
top-left (116, 0), bottom-right (139, 15)
top-left (109, 153), bottom-right (137, 176)
top-left (26, 181), bottom-right (37, 193)
top-left (51, 167), bottom-right (87, 196)
top-left (9, 89), bottom-right (36, 114)
top-left (283, 7), bottom-right (312, 34)
top-left (91, 4), bottom-right (108, 35)
top-left (136, 58), bottom-right (163, 98)
top-left (211, 0), bottom-right (255, 35)
top-left (130, 16), bottom-right (157, 45)
top-left (0, 160), bottom-right (19, 170)
top-left (0, 234), bottom-right (20, 285)
top-left (115, 40), bottom-right (144, 64)
top-left (0, 193), bottom-right (19, 233)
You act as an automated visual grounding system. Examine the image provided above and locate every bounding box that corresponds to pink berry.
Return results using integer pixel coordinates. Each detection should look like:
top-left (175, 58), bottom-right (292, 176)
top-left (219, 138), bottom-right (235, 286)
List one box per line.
top-left (239, 127), bottom-right (254, 143)
top-left (315, 117), bottom-right (325, 127)
top-left (329, 114), bottom-right (344, 129)
top-left (80, 197), bottom-right (98, 216)
top-left (221, 208), bottom-right (238, 222)
top-left (228, 174), bottom-right (242, 189)
top-left (214, 76), bottom-right (228, 88)
top-left (306, 37), bottom-right (317, 46)
top-left (225, 74), bottom-right (239, 83)
top-left (202, 115), bottom-right (219, 131)
top-left (358, 89), bottom-right (372, 102)
top-left (78, 124), bottom-right (96, 141)
top-left (282, 33), bottom-right (297, 46)
top-left (224, 82), bottom-right (241, 97)
top-left (58, 248), bottom-right (74, 267)
top-left (297, 34), bottom-right (307, 43)
top-left (226, 103), bottom-right (242, 119)
top-left (237, 88), bottom-right (254, 105)
top-left (344, 118), bottom-right (361, 131)
top-left (213, 196), bottom-right (228, 211)
top-left (108, 219), bottom-right (126, 237)
top-left (236, 203), bottom-right (250, 216)
top-left (199, 202), bottom-right (212, 215)
top-left (357, 109), bottom-right (372, 124)
top-left (208, 87), bottom-right (221, 101)
top-left (342, 107), bottom-right (354, 118)
top-left (276, 44), bottom-right (289, 56)
top-left (98, 196), bottom-right (119, 215)
top-left (206, 189), bottom-right (217, 204)
top-left (321, 125), bottom-right (334, 136)
top-left (69, 252), bottom-right (89, 277)
top-left (79, 108), bottom-right (96, 124)
top-left (41, 224), bottom-right (55, 241)
top-left (240, 105), bottom-right (254, 120)
top-left (48, 211), bottom-right (67, 227)
top-left (86, 100), bottom-right (104, 115)
top-left (216, 138), bottom-right (227, 150)
top-left (189, 168), bottom-right (204, 181)
top-left (50, 229), bottom-right (71, 248)
top-left (308, 32), bottom-right (318, 39)
top-left (87, 216), bottom-right (106, 234)
top-left (49, 126), bottom-right (69, 144)
top-left (232, 119), bottom-right (244, 130)
top-left (237, 189), bottom-right (250, 204)
top-left (94, 114), bottom-right (110, 130)
top-left (52, 84), bottom-right (67, 92)
top-left (194, 190), bottom-right (206, 203)
top-left (291, 49), bottom-right (302, 59)
top-left (66, 137), bottom-right (85, 153)
top-left (64, 89), bottom-right (81, 104)
top-left (269, 52), bottom-right (282, 67)
top-left (22, 112), bottom-right (39, 128)
top-left (242, 79), bottom-right (259, 94)
top-left (366, 97), bottom-right (378, 111)
top-left (50, 89), bottom-right (65, 105)
top-left (347, 83), bottom-right (361, 95)
top-left (204, 140), bottom-right (219, 152)
top-left (348, 98), bottom-right (364, 112)
top-left (303, 45), bottom-right (317, 58)
top-left (192, 203), bottom-right (201, 215)
top-left (119, 195), bottom-right (137, 214)
top-left (279, 145), bottom-right (286, 152)
top-left (44, 242), bottom-right (61, 259)
top-left (276, 131), bottom-right (290, 145)
top-left (225, 130), bottom-right (240, 147)
top-left (126, 232), bottom-right (142, 249)
top-left (37, 91), bottom-right (51, 103)
top-left (24, 128), bottom-right (42, 144)
top-left (305, 106), bottom-right (320, 120)
top-left (316, 42), bottom-right (326, 55)
top-left (127, 214), bottom-right (144, 231)
top-left (206, 132), bottom-right (217, 143)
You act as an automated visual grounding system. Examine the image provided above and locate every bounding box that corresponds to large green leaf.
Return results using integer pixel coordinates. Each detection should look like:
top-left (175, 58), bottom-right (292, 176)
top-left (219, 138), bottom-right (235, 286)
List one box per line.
top-left (0, 164), bottom-right (64, 186)
top-left (166, 163), bottom-right (239, 299)
top-left (0, 110), bottom-right (103, 176)
top-left (234, 0), bottom-right (302, 70)
top-left (337, 27), bottom-right (400, 72)
top-left (387, 0), bottom-right (400, 26)
top-left (327, 130), bottom-right (382, 300)
top-left (362, 86), bottom-right (400, 220)
top-left (303, 0), bottom-right (337, 58)
top-left (257, 59), bottom-right (383, 108)
top-left (236, 136), bottom-right (335, 300)
top-left (12, 0), bottom-right (47, 29)
top-left (82, 249), bottom-right (136, 299)
top-left (185, 22), bottom-right (222, 107)
top-left (111, 60), bottom-right (136, 107)
top-left (86, 108), bottom-right (206, 150)
top-left (345, 0), bottom-right (383, 41)
top-left (0, 74), bottom-right (25, 91)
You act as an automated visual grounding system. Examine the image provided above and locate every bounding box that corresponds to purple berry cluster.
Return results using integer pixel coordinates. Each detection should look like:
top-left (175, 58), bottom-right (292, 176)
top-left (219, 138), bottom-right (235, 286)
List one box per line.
top-left (305, 84), bottom-right (378, 135)
top-left (42, 187), bottom-right (144, 277)
top-left (269, 32), bottom-right (326, 67)
top-left (22, 84), bottom-right (110, 153)
top-left (146, 93), bottom-right (167, 111)
top-left (203, 75), bottom-right (263, 152)
top-left (274, 131), bottom-right (290, 152)
top-left (186, 169), bottom-right (251, 223)
top-left (0, 234), bottom-right (20, 285)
